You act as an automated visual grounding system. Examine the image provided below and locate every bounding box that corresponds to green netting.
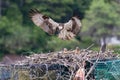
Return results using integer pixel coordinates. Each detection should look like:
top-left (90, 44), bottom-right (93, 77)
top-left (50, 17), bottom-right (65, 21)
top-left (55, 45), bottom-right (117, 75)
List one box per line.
top-left (95, 60), bottom-right (120, 80)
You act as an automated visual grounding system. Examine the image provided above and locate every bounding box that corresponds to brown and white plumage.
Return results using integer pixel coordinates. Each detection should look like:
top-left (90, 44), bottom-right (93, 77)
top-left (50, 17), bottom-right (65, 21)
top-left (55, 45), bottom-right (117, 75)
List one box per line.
top-left (29, 9), bottom-right (82, 40)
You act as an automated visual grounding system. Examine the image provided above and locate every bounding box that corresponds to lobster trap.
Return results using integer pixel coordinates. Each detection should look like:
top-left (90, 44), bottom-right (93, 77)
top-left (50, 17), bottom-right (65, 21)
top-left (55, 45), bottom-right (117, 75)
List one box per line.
top-left (95, 59), bottom-right (120, 80)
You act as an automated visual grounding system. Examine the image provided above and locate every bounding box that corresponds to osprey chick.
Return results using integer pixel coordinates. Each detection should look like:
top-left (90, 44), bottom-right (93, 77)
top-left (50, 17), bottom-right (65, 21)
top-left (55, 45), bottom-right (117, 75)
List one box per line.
top-left (29, 9), bottom-right (82, 40)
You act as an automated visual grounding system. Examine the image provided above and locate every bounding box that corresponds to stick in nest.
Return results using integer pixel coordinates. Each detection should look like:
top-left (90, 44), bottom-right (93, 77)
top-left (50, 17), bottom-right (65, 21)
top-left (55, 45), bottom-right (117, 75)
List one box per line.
top-left (85, 45), bottom-right (103, 79)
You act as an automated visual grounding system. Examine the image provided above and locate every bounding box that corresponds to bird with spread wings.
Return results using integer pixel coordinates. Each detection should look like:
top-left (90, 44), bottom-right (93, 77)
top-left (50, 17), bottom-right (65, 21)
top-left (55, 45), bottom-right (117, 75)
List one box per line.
top-left (29, 9), bottom-right (82, 40)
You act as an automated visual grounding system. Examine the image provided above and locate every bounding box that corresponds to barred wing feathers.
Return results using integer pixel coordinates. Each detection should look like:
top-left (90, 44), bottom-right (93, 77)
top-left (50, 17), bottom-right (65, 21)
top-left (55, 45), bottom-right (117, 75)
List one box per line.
top-left (29, 9), bottom-right (59, 35)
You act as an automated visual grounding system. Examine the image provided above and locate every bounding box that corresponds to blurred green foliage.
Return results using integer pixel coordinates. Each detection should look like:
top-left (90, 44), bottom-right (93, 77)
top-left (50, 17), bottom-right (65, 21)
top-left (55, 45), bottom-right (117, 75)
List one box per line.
top-left (0, 0), bottom-right (120, 56)
top-left (82, 0), bottom-right (120, 40)
top-left (0, 0), bottom-right (92, 55)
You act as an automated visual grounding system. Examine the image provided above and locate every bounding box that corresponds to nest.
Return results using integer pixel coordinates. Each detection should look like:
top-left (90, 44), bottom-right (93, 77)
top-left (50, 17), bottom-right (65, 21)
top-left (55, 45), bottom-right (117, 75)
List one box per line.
top-left (0, 44), bottom-right (120, 80)
top-left (14, 45), bottom-right (119, 80)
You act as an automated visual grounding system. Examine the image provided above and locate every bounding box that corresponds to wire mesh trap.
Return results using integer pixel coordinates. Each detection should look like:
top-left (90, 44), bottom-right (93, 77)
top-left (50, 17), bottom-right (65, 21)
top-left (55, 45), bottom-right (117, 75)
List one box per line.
top-left (0, 48), bottom-right (120, 80)
top-left (95, 59), bottom-right (120, 80)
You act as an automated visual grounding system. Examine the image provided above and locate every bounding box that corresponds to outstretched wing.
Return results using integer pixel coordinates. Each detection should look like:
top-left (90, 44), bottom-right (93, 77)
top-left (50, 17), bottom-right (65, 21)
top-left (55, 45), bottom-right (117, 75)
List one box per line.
top-left (64, 17), bottom-right (82, 35)
top-left (29, 9), bottom-right (59, 35)
top-left (58, 17), bottom-right (82, 40)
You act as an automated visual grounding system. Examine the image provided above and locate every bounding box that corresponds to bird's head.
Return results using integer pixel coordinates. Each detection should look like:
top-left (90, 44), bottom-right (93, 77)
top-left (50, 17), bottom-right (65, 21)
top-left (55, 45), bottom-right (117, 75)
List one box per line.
top-left (58, 26), bottom-right (63, 30)
top-left (55, 24), bottom-right (64, 35)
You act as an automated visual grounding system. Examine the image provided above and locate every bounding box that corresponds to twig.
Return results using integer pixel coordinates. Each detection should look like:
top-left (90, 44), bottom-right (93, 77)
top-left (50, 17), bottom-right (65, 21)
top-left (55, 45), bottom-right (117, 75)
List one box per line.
top-left (86, 44), bottom-right (94, 50)
top-left (85, 45), bottom-right (105, 78)
top-left (82, 43), bottom-right (94, 60)
top-left (85, 53), bottom-right (100, 78)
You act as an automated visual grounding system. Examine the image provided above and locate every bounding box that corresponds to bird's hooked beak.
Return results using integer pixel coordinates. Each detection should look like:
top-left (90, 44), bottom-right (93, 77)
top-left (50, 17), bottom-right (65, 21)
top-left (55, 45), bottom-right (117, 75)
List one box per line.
top-left (55, 26), bottom-right (63, 35)
top-left (55, 27), bottom-right (60, 35)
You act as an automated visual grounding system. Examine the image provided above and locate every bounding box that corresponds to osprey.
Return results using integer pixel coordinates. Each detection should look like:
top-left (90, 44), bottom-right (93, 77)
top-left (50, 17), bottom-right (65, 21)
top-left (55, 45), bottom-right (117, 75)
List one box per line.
top-left (29, 9), bottom-right (82, 40)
